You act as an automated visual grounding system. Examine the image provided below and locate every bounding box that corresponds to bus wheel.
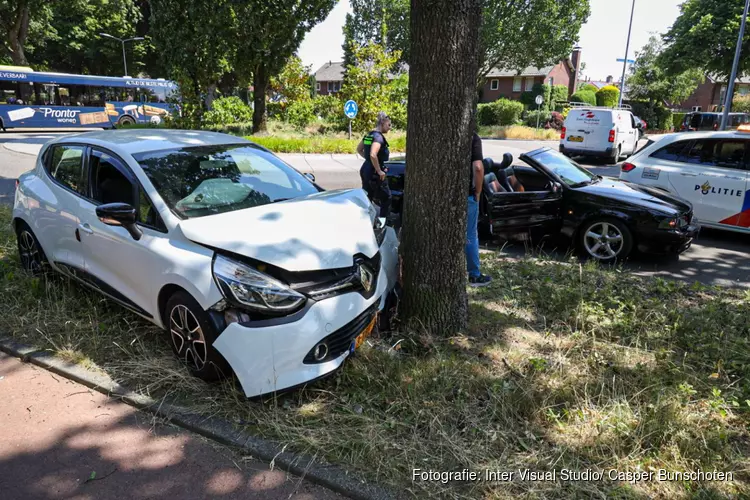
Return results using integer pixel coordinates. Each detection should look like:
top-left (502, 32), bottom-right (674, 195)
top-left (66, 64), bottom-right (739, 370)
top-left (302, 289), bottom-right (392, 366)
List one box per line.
top-left (0, 119), bottom-right (5, 132)
top-left (117, 115), bottom-right (136, 128)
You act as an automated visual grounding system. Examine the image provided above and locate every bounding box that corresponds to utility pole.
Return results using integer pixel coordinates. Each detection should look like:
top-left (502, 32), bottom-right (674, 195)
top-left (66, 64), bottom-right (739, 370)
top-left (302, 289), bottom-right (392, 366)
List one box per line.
top-left (721, 0), bottom-right (750, 130)
top-left (618, 0), bottom-right (636, 108)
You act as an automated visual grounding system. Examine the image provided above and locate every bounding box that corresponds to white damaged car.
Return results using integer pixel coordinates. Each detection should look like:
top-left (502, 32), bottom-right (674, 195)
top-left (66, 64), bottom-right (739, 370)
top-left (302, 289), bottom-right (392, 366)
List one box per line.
top-left (12, 129), bottom-right (398, 397)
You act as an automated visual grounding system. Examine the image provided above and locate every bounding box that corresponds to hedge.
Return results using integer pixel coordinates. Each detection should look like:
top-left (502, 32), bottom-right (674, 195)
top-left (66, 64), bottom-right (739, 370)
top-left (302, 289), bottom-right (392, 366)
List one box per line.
top-left (524, 110), bottom-right (551, 128)
top-left (570, 90), bottom-right (597, 106)
top-left (478, 98), bottom-right (525, 126)
top-left (521, 83), bottom-right (552, 111)
top-left (596, 85), bottom-right (620, 107)
top-left (673, 112), bottom-right (687, 130)
top-left (551, 85), bottom-right (569, 107)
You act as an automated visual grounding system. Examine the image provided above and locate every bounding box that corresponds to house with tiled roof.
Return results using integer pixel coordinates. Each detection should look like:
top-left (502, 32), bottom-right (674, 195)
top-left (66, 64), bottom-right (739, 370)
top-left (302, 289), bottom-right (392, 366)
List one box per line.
top-left (313, 61), bottom-right (345, 96)
top-left (678, 74), bottom-right (750, 112)
top-left (479, 47), bottom-right (582, 103)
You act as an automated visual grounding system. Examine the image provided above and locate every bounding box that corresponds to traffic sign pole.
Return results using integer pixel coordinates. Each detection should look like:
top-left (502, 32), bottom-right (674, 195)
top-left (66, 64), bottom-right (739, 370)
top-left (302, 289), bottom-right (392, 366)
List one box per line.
top-left (349, 120), bottom-right (352, 140)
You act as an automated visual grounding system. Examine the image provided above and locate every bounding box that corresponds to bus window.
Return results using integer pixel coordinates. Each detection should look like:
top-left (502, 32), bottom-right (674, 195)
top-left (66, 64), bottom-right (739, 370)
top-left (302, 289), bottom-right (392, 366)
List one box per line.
top-left (0, 80), bottom-right (19, 104)
top-left (33, 83), bottom-right (56, 105)
top-left (85, 86), bottom-right (105, 107)
top-left (140, 87), bottom-right (158, 103)
top-left (18, 82), bottom-right (33, 104)
top-left (57, 86), bottom-right (71, 106)
top-left (152, 87), bottom-right (167, 103)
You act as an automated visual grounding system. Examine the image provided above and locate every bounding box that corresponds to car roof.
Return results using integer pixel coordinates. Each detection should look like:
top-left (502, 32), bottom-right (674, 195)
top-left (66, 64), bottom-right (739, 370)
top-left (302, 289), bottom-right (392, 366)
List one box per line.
top-left (50, 129), bottom-right (253, 156)
top-left (648, 130), bottom-right (750, 142)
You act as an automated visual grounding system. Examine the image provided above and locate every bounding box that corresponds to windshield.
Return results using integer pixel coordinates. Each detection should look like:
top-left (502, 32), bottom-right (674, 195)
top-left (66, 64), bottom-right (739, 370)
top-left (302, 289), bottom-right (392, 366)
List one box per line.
top-left (532, 150), bottom-right (597, 187)
top-left (134, 144), bottom-right (319, 219)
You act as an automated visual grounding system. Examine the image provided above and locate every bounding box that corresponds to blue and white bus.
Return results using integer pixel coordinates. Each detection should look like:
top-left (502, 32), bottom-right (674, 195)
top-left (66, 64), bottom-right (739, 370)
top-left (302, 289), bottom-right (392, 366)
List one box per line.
top-left (0, 66), bottom-right (177, 130)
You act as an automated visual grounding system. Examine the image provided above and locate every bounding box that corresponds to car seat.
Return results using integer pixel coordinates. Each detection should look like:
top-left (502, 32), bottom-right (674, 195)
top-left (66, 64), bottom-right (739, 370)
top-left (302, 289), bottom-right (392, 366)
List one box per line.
top-left (97, 164), bottom-right (134, 205)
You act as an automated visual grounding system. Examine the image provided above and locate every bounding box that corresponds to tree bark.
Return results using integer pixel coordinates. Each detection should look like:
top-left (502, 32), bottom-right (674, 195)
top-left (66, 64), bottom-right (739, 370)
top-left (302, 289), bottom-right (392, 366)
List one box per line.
top-left (8, 0), bottom-right (30, 66)
top-left (252, 64), bottom-right (269, 133)
top-left (401, 0), bottom-right (481, 335)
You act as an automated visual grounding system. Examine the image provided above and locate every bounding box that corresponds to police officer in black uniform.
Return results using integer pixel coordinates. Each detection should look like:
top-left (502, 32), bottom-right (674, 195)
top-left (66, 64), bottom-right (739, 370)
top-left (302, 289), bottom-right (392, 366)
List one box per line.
top-left (357, 112), bottom-right (392, 219)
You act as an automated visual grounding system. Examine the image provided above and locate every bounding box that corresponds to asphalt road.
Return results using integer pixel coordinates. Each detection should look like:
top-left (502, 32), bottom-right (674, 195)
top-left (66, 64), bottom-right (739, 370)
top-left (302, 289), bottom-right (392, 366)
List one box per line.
top-left (2, 130), bottom-right (749, 289)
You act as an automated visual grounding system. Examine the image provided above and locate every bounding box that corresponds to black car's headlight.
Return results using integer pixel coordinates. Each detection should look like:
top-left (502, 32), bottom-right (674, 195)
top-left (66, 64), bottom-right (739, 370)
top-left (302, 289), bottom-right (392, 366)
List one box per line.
top-left (658, 216), bottom-right (689, 230)
top-left (212, 255), bottom-right (305, 313)
top-left (374, 217), bottom-right (387, 246)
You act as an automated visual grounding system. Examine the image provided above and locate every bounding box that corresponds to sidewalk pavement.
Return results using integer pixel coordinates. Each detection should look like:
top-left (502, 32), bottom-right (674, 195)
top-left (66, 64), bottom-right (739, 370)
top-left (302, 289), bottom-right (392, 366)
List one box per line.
top-left (0, 352), bottom-right (343, 500)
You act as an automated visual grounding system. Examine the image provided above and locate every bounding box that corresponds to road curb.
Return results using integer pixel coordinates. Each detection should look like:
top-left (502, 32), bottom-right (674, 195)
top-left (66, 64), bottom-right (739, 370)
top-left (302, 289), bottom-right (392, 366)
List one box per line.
top-left (0, 337), bottom-right (401, 500)
top-left (2, 142), bottom-right (37, 156)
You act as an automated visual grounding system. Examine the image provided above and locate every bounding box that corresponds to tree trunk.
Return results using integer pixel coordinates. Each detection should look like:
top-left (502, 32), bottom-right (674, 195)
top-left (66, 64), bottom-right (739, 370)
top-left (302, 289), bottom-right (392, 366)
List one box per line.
top-left (206, 84), bottom-right (217, 111)
top-left (400, 0), bottom-right (481, 335)
top-left (8, 1), bottom-right (30, 66)
top-left (252, 64), bottom-right (268, 133)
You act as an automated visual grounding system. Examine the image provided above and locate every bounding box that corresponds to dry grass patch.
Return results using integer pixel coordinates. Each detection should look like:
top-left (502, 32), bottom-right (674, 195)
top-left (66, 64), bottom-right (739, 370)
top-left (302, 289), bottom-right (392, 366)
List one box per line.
top-left (1, 205), bottom-right (749, 499)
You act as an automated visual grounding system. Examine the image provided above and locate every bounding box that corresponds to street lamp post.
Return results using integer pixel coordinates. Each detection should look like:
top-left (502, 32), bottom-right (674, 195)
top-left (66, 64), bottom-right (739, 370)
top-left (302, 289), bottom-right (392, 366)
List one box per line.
top-left (720, 0), bottom-right (750, 131)
top-left (618, 0), bottom-right (636, 108)
top-left (99, 33), bottom-right (145, 77)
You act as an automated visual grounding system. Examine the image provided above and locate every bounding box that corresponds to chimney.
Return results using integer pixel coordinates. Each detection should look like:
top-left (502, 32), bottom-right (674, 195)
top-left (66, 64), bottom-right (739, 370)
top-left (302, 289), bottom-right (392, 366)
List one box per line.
top-left (606, 75), bottom-right (613, 84)
top-left (570, 46), bottom-right (582, 96)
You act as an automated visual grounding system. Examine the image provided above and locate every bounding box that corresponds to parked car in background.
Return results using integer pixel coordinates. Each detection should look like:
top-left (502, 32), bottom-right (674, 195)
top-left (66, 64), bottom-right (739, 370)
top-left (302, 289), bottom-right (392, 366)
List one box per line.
top-left (560, 105), bottom-right (642, 164)
top-left (678, 112), bottom-right (750, 132)
top-left (12, 129), bottom-right (399, 398)
top-left (386, 148), bottom-right (698, 263)
top-left (620, 128), bottom-right (750, 233)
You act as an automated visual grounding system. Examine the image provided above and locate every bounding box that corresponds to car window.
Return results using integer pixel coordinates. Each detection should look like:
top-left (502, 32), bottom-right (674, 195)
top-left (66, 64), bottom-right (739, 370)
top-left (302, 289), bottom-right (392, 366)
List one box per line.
top-left (138, 188), bottom-right (165, 230)
top-left (530, 150), bottom-right (595, 187)
top-left (684, 139), bottom-right (748, 170)
top-left (134, 144), bottom-right (319, 219)
top-left (650, 140), bottom-right (693, 162)
top-left (89, 150), bottom-right (136, 206)
top-left (47, 145), bottom-right (86, 195)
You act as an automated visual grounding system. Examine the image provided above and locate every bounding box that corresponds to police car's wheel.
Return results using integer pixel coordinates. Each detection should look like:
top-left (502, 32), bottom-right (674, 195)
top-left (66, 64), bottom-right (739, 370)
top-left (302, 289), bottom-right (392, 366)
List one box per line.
top-left (165, 291), bottom-right (232, 382)
top-left (579, 218), bottom-right (632, 264)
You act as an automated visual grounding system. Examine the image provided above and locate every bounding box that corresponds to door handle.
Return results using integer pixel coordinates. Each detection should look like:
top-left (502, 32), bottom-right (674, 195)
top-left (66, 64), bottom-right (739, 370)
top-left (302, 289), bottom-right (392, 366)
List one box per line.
top-left (78, 223), bottom-right (94, 235)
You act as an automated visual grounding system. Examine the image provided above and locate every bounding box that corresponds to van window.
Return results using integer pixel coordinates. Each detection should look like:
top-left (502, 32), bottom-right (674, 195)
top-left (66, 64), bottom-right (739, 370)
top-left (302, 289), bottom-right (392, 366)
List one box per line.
top-left (684, 140), bottom-right (747, 170)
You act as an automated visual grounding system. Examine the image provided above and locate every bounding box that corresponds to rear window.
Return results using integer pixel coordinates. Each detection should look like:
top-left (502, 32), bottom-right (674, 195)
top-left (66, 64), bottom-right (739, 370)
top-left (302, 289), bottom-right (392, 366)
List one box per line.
top-left (650, 140), bottom-right (693, 162)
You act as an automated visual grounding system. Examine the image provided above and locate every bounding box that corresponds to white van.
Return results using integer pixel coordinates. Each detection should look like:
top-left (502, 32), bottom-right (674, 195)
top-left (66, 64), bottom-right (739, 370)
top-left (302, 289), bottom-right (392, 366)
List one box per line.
top-left (560, 105), bottom-right (641, 164)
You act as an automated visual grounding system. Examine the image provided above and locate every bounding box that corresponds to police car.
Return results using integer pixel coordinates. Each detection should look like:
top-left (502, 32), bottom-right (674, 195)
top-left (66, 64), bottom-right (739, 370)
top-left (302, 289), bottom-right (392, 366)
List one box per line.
top-left (619, 128), bottom-right (750, 232)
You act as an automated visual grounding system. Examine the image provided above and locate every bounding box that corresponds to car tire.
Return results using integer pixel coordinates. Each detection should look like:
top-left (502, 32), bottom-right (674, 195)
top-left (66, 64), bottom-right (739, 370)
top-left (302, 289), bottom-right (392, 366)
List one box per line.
top-left (165, 290), bottom-right (232, 382)
top-left (117, 115), bottom-right (136, 127)
top-left (608, 146), bottom-right (621, 165)
top-left (16, 222), bottom-right (47, 274)
top-left (578, 218), bottom-right (633, 264)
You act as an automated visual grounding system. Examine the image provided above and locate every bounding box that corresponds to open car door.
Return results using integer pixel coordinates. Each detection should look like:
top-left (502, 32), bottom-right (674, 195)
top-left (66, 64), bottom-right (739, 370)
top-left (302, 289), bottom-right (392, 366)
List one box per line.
top-left (482, 156), bottom-right (563, 238)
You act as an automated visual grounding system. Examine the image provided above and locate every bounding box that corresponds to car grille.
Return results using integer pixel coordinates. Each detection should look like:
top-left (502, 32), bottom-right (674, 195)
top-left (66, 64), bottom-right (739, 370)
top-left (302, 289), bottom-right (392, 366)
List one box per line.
top-left (302, 303), bottom-right (379, 364)
top-left (293, 253), bottom-right (381, 301)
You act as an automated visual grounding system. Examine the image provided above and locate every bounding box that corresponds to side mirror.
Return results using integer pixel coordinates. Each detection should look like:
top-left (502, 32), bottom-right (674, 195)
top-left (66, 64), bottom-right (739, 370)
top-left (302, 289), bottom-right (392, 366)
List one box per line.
top-left (95, 202), bottom-right (143, 241)
top-left (551, 182), bottom-right (563, 194)
top-left (304, 172), bottom-right (316, 183)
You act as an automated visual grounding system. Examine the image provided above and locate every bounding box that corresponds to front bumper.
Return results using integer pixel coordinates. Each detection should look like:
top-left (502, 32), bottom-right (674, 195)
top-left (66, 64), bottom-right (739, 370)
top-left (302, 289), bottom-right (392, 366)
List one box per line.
top-left (213, 227), bottom-right (399, 398)
top-left (559, 144), bottom-right (615, 158)
top-left (636, 221), bottom-right (701, 255)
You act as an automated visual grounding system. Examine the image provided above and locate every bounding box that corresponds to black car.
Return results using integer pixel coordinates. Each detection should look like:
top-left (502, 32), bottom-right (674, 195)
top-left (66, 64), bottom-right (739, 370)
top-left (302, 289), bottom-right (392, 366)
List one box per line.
top-left (384, 148), bottom-right (700, 263)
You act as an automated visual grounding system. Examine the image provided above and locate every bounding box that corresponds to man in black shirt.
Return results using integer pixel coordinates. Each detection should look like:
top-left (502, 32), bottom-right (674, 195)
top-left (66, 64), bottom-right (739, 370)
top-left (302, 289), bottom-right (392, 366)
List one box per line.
top-left (467, 133), bottom-right (492, 286)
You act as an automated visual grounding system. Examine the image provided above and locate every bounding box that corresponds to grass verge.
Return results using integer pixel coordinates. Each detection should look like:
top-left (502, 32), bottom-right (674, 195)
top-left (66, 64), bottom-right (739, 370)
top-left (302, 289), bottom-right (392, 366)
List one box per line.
top-left (480, 125), bottom-right (560, 141)
top-left (1, 204), bottom-right (749, 499)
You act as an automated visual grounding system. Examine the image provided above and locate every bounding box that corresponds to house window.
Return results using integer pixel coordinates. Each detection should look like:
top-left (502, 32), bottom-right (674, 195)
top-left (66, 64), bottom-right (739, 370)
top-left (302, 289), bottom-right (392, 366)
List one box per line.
top-left (490, 79), bottom-right (499, 91)
top-left (316, 82), bottom-right (321, 92)
top-left (548, 77), bottom-right (554, 86)
top-left (328, 81), bottom-right (340, 93)
top-left (525, 77), bottom-right (534, 91)
top-left (328, 82), bottom-right (333, 92)
top-left (513, 77), bottom-right (522, 92)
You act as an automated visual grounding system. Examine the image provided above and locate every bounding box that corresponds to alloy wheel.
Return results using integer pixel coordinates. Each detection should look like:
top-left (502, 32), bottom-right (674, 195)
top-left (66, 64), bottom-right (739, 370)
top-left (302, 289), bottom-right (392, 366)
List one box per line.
top-left (18, 230), bottom-right (42, 272)
top-left (169, 304), bottom-right (208, 371)
top-left (583, 222), bottom-right (624, 260)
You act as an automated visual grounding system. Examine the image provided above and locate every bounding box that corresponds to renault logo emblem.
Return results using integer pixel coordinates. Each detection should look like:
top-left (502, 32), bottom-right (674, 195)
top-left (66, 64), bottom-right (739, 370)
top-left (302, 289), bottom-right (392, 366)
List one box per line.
top-left (359, 264), bottom-right (374, 293)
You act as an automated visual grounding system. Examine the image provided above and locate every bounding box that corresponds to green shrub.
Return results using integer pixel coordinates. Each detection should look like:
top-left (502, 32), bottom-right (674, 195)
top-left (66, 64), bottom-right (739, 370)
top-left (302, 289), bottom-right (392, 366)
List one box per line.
top-left (579, 83), bottom-right (599, 93)
top-left (551, 85), bottom-right (569, 107)
top-left (596, 85), bottom-right (620, 107)
top-left (286, 99), bottom-right (316, 129)
top-left (673, 112), bottom-right (687, 130)
top-left (478, 98), bottom-right (525, 126)
top-left (203, 96), bottom-right (253, 127)
top-left (313, 94), bottom-right (341, 121)
top-left (524, 110), bottom-right (552, 128)
top-left (657, 107), bottom-right (674, 131)
top-left (570, 90), bottom-right (597, 106)
top-left (732, 95), bottom-right (750, 114)
top-left (521, 83), bottom-right (552, 111)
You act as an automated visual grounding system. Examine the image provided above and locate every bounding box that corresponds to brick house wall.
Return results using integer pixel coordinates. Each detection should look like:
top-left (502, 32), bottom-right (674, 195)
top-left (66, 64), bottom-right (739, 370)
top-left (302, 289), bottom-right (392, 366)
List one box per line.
top-left (679, 79), bottom-right (720, 112)
top-left (315, 81), bottom-right (342, 97)
top-left (479, 61), bottom-right (572, 104)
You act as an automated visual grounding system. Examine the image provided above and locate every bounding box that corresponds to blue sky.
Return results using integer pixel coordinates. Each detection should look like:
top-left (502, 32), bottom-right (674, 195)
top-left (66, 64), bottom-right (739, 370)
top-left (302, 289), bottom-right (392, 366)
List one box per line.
top-left (297, 0), bottom-right (683, 80)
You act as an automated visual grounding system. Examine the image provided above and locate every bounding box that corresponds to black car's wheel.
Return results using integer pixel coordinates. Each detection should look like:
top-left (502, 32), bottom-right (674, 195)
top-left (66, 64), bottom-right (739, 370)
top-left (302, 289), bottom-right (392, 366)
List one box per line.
top-left (578, 218), bottom-right (633, 263)
top-left (165, 291), bottom-right (232, 382)
top-left (16, 223), bottom-right (46, 274)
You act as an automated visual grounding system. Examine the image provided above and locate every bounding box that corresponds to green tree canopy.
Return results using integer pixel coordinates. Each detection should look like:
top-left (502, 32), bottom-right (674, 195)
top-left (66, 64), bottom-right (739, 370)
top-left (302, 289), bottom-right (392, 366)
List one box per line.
top-left (0, 0), bottom-right (54, 66)
top-left (342, 0), bottom-right (410, 69)
top-left (342, 0), bottom-right (590, 79)
top-left (628, 36), bottom-right (703, 106)
top-left (662, 0), bottom-right (750, 78)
